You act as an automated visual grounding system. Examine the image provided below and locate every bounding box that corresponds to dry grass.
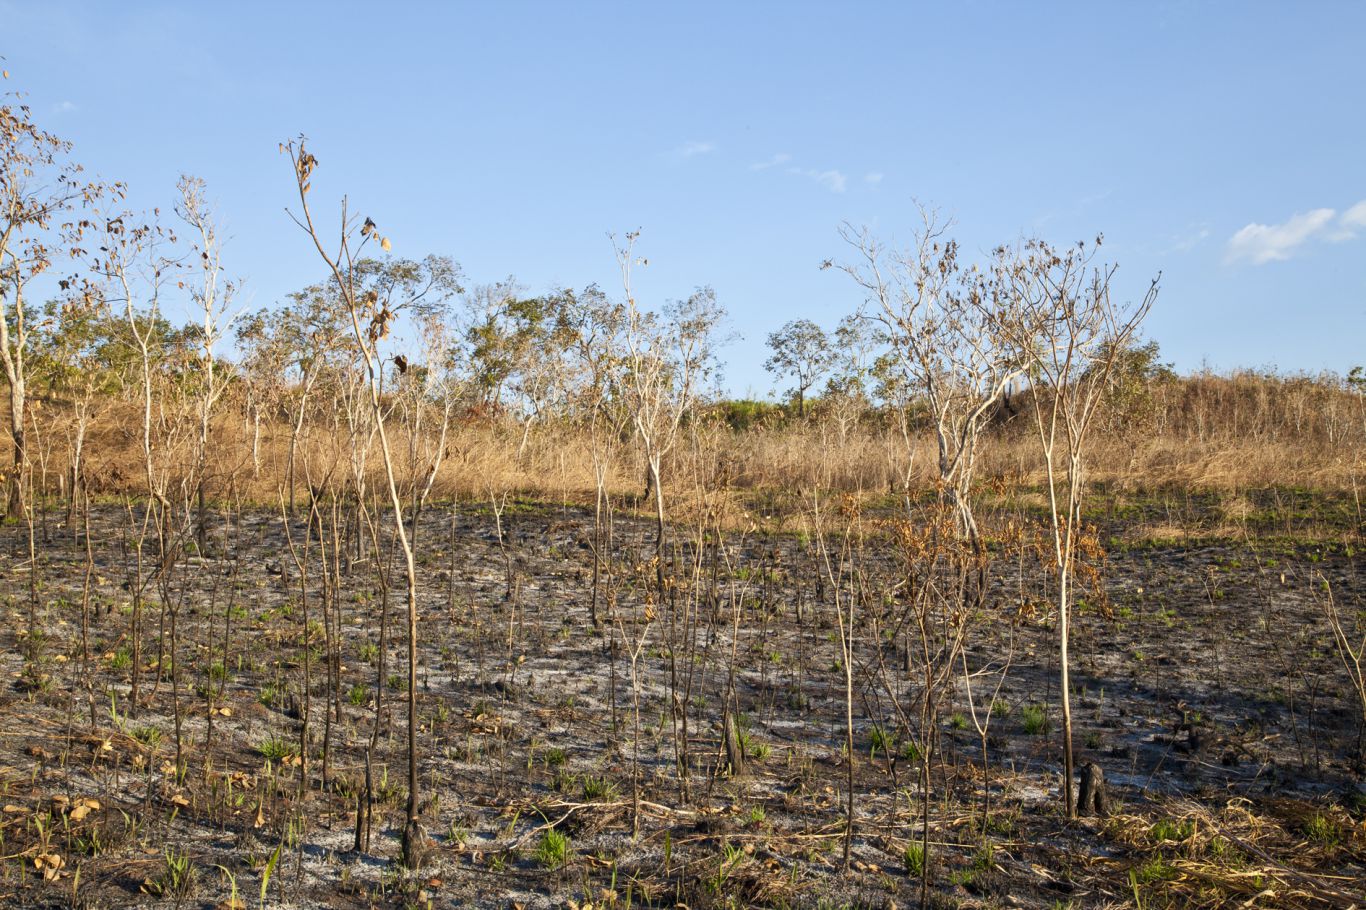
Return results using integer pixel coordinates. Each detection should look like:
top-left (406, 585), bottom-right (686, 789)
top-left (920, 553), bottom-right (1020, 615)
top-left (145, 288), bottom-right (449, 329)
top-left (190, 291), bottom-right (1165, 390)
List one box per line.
top-left (22, 370), bottom-right (1366, 515)
top-left (1104, 797), bottom-right (1366, 908)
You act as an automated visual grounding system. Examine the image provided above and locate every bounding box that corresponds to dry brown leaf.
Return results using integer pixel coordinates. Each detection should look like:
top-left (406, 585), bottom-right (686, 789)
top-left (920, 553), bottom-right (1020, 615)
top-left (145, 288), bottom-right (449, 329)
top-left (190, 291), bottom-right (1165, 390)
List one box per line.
top-left (34, 852), bottom-right (63, 881)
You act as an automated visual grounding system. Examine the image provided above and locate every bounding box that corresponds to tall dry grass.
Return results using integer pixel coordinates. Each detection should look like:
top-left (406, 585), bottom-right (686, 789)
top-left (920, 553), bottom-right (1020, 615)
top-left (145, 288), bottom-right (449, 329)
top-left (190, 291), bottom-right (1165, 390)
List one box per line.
top-left (21, 368), bottom-right (1366, 509)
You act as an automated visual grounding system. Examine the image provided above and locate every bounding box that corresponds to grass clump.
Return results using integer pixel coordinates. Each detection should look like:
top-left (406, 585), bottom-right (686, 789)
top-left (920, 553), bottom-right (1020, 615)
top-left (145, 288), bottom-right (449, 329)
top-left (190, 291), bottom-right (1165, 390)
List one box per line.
top-left (535, 827), bottom-right (570, 869)
top-left (581, 775), bottom-right (617, 801)
top-left (1302, 812), bottom-right (1341, 847)
top-left (1131, 856), bottom-right (1175, 884)
top-left (256, 735), bottom-right (294, 762)
top-left (903, 841), bottom-right (926, 877)
top-left (131, 725), bottom-right (163, 748)
top-left (142, 847), bottom-right (196, 899)
top-left (1021, 704), bottom-right (1049, 735)
top-left (868, 725), bottom-right (894, 758)
top-left (1149, 817), bottom-right (1195, 844)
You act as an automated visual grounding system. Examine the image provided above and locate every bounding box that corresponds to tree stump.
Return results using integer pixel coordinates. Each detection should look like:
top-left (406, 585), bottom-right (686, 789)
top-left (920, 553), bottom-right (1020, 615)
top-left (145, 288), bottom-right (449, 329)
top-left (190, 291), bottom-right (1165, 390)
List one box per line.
top-left (1077, 761), bottom-right (1108, 817)
top-left (723, 711), bottom-right (747, 778)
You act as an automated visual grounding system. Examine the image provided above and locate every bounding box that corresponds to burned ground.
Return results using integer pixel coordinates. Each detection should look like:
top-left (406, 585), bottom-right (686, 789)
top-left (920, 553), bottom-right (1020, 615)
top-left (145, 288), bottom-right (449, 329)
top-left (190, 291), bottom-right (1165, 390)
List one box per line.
top-left (0, 495), bottom-right (1362, 909)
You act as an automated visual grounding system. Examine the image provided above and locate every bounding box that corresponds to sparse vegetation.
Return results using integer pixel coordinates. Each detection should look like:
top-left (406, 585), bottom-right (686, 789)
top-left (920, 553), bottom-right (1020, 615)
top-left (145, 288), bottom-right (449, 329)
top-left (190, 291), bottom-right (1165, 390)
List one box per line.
top-left (0, 44), bottom-right (1360, 910)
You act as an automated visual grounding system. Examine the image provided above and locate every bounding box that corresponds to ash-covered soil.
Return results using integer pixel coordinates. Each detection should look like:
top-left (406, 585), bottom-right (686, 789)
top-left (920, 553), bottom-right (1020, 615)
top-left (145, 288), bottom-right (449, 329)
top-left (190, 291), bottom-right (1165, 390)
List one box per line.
top-left (0, 499), bottom-right (1361, 909)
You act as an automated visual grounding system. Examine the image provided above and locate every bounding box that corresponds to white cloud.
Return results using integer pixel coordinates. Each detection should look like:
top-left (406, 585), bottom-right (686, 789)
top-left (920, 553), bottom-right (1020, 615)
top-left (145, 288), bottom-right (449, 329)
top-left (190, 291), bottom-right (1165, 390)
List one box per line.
top-left (751, 153), bottom-right (848, 193)
top-left (787, 167), bottom-right (847, 193)
top-left (1225, 208), bottom-right (1336, 265)
top-left (1340, 199), bottom-right (1366, 231)
top-left (673, 140), bottom-right (715, 159)
top-left (864, 172), bottom-right (884, 185)
top-left (53, 100), bottom-right (77, 114)
top-left (749, 152), bottom-right (791, 171)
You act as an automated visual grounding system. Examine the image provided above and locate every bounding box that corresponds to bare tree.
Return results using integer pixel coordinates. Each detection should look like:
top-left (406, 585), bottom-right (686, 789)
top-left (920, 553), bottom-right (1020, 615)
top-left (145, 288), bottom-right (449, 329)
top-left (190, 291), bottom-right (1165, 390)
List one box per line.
top-left (92, 208), bottom-right (182, 716)
top-left (397, 301), bottom-right (463, 529)
top-left (997, 236), bottom-right (1158, 816)
top-left (0, 87), bottom-right (105, 517)
top-left (819, 313), bottom-right (878, 445)
top-left (831, 211), bottom-right (1025, 541)
top-left (284, 139), bottom-right (445, 867)
top-left (611, 230), bottom-right (725, 560)
top-left (176, 176), bottom-right (237, 551)
top-left (559, 284), bottom-right (629, 628)
top-left (240, 279), bottom-right (352, 512)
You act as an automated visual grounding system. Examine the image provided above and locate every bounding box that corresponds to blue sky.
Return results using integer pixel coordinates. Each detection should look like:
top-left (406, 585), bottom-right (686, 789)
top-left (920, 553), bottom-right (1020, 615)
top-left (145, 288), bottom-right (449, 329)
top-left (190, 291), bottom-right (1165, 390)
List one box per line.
top-left (4, 1), bottom-right (1364, 397)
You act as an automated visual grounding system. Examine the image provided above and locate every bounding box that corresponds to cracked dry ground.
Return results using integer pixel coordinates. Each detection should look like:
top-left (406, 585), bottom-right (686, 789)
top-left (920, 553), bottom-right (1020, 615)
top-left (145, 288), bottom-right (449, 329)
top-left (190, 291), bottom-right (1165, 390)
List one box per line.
top-left (0, 500), bottom-right (1362, 909)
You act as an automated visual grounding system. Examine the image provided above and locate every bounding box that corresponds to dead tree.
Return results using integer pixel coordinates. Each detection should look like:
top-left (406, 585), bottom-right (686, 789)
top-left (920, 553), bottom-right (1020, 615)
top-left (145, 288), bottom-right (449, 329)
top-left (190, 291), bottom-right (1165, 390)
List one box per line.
top-left (831, 208), bottom-right (1026, 541)
top-left (176, 176), bottom-right (236, 552)
top-left (998, 236), bottom-right (1158, 817)
top-left (284, 139), bottom-right (440, 869)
